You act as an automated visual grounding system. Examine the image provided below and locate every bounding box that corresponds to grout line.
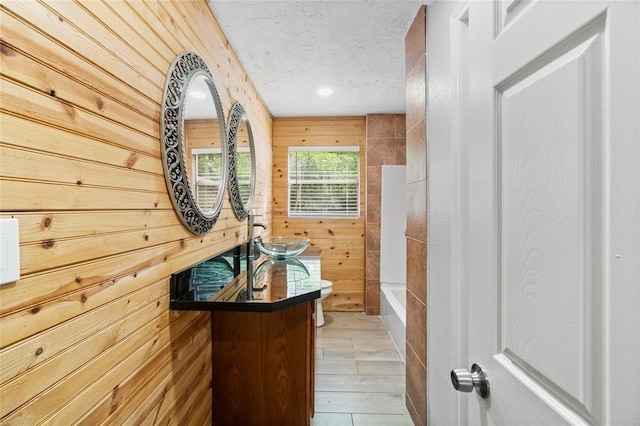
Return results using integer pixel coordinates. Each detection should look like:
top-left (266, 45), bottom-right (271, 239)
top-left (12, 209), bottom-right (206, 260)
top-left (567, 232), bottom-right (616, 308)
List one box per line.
top-left (314, 313), bottom-right (411, 423)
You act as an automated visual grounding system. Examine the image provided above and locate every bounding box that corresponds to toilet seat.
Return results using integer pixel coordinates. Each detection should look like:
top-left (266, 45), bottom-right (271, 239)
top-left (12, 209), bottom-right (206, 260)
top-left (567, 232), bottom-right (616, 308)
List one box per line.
top-left (320, 279), bottom-right (333, 289)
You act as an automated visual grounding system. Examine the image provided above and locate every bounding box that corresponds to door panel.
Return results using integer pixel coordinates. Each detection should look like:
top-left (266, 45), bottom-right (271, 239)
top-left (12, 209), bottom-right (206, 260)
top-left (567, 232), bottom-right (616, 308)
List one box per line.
top-left (465, 1), bottom-right (639, 424)
top-left (498, 31), bottom-right (604, 419)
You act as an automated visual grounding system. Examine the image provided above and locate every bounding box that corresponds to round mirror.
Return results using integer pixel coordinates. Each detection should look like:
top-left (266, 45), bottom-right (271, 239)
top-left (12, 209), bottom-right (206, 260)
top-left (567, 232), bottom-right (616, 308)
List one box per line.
top-left (161, 52), bottom-right (227, 234)
top-left (227, 103), bottom-right (257, 221)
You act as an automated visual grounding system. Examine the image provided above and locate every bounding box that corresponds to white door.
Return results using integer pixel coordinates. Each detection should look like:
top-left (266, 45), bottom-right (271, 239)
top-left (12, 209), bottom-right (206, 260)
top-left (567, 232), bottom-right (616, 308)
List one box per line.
top-left (455, 0), bottom-right (640, 424)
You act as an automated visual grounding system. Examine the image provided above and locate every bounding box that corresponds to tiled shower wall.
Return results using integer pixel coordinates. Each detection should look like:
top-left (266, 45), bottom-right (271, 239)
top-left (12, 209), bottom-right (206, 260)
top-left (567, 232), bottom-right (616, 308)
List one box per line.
top-left (365, 114), bottom-right (406, 315)
top-left (404, 5), bottom-right (427, 425)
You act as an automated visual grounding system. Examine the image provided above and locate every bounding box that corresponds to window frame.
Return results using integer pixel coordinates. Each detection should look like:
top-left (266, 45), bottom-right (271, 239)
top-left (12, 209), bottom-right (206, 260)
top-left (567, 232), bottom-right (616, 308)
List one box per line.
top-left (191, 147), bottom-right (224, 208)
top-left (287, 146), bottom-right (361, 219)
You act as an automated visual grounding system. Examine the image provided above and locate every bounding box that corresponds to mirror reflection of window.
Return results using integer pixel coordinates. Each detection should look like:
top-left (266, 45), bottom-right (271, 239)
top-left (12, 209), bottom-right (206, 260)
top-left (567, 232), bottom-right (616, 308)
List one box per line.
top-left (183, 73), bottom-right (223, 214)
top-left (236, 118), bottom-right (252, 204)
top-left (192, 148), bottom-right (223, 210)
top-left (227, 102), bottom-right (256, 221)
top-left (236, 148), bottom-right (252, 204)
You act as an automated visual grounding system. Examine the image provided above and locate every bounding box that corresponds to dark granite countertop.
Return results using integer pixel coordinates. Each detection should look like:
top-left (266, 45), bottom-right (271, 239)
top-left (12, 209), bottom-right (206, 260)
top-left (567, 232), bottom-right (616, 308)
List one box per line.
top-left (170, 245), bottom-right (321, 312)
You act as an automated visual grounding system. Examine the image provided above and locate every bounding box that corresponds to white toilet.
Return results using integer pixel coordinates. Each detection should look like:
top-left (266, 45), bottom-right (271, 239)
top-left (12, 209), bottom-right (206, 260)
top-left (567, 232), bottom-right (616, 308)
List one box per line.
top-left (316, 280), bottom-right (333, 327)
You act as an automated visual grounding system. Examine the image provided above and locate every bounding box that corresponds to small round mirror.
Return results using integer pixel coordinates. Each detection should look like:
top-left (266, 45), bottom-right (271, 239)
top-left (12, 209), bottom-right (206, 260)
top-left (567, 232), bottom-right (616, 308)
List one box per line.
top-left (161, 52), bottom-right (227, 234)
top-left (227, 103), bottom-right (256, 221)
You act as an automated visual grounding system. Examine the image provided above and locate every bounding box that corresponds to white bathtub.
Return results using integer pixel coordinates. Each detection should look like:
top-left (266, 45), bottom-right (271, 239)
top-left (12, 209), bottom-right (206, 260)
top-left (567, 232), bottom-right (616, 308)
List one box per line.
top-left (380, 282), bottom-right (406, 362)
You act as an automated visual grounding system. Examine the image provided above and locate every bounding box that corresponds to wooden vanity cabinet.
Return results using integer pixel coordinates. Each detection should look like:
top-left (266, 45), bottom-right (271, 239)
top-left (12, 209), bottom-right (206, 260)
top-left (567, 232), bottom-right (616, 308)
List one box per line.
top-left (210, 300), bottom-right (316, 425)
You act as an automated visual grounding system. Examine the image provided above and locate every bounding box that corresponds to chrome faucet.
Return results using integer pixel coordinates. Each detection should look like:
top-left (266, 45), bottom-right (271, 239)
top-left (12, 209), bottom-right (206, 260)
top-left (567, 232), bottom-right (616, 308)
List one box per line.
top-left (248, 214), bottom-right (268, 249)
top-left (246, 214), bottom-right (268, 297)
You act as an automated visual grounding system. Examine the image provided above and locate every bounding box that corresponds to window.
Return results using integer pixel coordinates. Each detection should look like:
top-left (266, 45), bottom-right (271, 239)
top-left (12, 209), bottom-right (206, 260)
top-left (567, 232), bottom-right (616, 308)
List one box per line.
top-left (192, 148), bottom-right (223, 209)
top-left (288, 147), bottom-right (360, 217)
top-left (236, 147), bottom-right (252, 197)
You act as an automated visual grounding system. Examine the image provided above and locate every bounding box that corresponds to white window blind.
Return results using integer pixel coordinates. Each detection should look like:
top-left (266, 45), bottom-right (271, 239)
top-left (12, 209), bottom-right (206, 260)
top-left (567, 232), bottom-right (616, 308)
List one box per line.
top-left (288, 147), bottom-right (360, 218)
top-left (192, 148), bottom-right (223, 210)
top-left (236, 147), bottom-right (252, 197)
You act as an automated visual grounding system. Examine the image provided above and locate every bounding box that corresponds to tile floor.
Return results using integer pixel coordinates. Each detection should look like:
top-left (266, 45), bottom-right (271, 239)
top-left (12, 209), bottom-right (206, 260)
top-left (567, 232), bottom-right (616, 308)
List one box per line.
top-left (313, 312), bottom-right (413, 426)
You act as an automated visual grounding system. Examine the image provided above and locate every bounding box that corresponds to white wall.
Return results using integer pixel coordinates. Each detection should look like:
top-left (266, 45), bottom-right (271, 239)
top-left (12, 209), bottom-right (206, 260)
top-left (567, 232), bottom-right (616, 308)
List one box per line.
top-left (427, 1), bottom-right (467, 424)
top-left (380, 165), bottom-right (407, 285)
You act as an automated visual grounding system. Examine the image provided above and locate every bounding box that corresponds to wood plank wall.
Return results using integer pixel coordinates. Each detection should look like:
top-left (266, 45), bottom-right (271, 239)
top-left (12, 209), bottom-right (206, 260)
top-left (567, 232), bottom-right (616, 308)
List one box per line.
top-left (272, 117), bottom-right (366, 311)
top-left (0, 0), bottom-right (272, 423)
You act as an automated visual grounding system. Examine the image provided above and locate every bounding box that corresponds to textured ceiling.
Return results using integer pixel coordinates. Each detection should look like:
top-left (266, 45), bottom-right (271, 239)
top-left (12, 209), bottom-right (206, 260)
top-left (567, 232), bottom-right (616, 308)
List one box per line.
top-left (208, 1), bottom-right (425, 117)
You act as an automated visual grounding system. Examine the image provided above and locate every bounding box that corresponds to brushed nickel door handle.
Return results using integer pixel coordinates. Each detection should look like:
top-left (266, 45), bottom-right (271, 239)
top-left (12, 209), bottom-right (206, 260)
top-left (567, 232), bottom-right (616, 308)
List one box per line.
top-left (450, 363), bottom-right (490, 398)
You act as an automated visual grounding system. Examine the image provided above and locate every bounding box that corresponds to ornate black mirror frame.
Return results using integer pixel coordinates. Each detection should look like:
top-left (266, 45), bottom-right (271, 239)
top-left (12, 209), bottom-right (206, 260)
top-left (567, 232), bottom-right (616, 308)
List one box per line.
top-left (161, 52), bottom-right (227, 234)
top-left (227, 102), bottom-right (257, 221)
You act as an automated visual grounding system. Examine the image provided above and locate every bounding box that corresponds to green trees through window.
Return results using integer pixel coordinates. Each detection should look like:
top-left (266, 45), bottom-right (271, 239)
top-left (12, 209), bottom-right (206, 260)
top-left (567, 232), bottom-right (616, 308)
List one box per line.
top-left (288, 148), bottom-right (360, 217)
top-left (193, 150), bottom-right (223, 211)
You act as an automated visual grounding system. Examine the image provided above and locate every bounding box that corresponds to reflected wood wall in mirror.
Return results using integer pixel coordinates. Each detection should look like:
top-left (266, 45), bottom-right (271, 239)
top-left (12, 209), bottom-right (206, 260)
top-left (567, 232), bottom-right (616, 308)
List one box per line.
top-left (161, 52), bottom-right (228, 234)
top-left (227, 102), bottom-right (257, 221)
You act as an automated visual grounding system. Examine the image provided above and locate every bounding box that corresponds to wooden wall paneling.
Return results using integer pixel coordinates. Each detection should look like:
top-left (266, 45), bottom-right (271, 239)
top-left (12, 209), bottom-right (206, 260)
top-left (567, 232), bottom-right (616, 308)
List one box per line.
top-left (0, 289), bottom-right (170, 417)
top-left (0, 226), bottom-right (247, 348)
top-left (78, 0), bottom-right (174, 67)
top-left (0, 78), bottom-right (160, 156)
top-left (0, 180), bottom-right (171, 211)
top-left (0, 43), bottom-right (158, 137)
top-left (0, 115), bottom-right (162, 175)
top-left (99, 0), bottom-right (176, 63)
top-left (272, 117), bottom-right (366, 311)
top-left (0, 0), bottom-right (273, 423)
top-left (16, 223), bottom-right (185, 276)
top-left (46, 313), bottom-right (211, 425)
top-left (124, 0), bottom-right (184, 56)
top-left (272, 118), bottom-right (365, 135)
top-left (2, 211), bottom-right (180, 243)
top-left (0, 221), bottom-right (246, 317)
top-left (98, 322), bottom-right (211, 425)
top-left (37, 0), bottom-right (164, 91)
top-left (328, 293), bottom-right (366, 311)
top-left (155, 361), bottom-right (213, 425)
top-left (0, 279), bottom-right (168, 384)
top-left (186, 120), bottom-right (222, 149)
top-left (276, 224), bottom-right (365, 236)
top-left (0, 145), bottom-right (166, 193)
top-left (1, 308), bottom-right (200, 423)
top-left (5, 210), bottom-right (240, 247)
top-left (146, 344), bottom-right (212, 423)
top-left (204, 409), bottom-right (214, 426)
top-left (159, 1), bottom-right (214, 56)
top-left (0, 4), bottom-right (158, 119)
top-left (74, 314), bottom-right (210, 425)
top-left (191, 393), bottom-right (216, 426)
top-left (272, 135), bottom-right (365, 146)
top-left (322, 251), bottom-right (365, 261)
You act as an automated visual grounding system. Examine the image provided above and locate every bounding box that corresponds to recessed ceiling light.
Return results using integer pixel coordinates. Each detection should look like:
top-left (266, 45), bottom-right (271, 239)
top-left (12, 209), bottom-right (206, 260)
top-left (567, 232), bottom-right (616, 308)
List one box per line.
top-left (317, 87), bottom-right (333, 97)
